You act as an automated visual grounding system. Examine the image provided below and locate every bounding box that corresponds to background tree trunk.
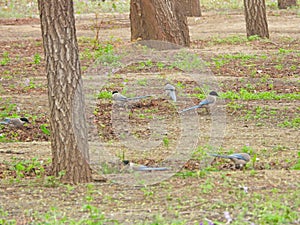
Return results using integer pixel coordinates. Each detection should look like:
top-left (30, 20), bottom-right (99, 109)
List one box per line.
top-left (278, 0), bottom-right (297, 9)
top-left (38, 0), bottom-right (92, 184)
top-left (130, 0), bottom-right (190, 47)
top-left (243, 0), bottom-right (269, 38)
top-left (183, 0), bottom-right (201, 17)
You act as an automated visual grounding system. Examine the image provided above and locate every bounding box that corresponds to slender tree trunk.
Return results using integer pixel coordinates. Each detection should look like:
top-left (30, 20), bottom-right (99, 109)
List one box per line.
top-left (183, 0), bottom-right (202, 17)
top-left (243, 0), bottom-right (269, 38)
top-left (130, 0), bottom-right (190, 47)
top-left (278, 0), bottom-right (297, 9)
top-left (38, 0), bottom-right (92, 184)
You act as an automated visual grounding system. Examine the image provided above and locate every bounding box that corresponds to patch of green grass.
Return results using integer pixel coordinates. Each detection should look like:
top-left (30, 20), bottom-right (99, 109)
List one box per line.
top-left (0, 208), bottom-right (16, 224)
top-left (28, 204), bottom-right (117, 225)
top-left (171, 50), bottom-right (206, 72)
top-left (0, 51), bottom-right (10, 66)
top-left (278, 48), bottom-right (294, 54)
top-left (175, 170), bottom-right (198, 178)
top-left (278, 117), bottom-right (300, 128)
top-left (97, 90), bottom-right (113, 99)
top-left (163, 137), bottom-right (170, 147)
top-left (227, 101), bottom-right (244, 112)
top-left (0, 133), bottom-right (10, 143)
top-left (0, 98), bottom-right (19, 118)
top-left (10, 157), bottom-right (46, 179)
top-left (199, 179), bottom-right (215, 193)
top-left (137, 60), bottom-right (153, 70)
top-left (210, 35), bottom-right (253, 45)
top-left (33, 53), bottom-right (42, 64)
top-left (137, 78), bottom-right (147, 86)
top-left (94, 43), bottom-right (122, 67)
top-left (210, 35), bottom-right (261, 45)
top-left (80, 48), bottom-right (94, 60)
top-left (211, 53), bottom-right (258, 68)
top-left (156, 61), bottom-right (166, 70)
top-left (40, 124), bottom-right (51, 136)
top-left (221, 89), bottom-right (300, 100)
top-left (292, 152), bottom-right (300, 170)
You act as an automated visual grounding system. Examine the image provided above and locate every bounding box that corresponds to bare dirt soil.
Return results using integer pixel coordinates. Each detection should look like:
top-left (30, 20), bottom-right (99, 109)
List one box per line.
top-left (0, 9), bottom-right (299, 224)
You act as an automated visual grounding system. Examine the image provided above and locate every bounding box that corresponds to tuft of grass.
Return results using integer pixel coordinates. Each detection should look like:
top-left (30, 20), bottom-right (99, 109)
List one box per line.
top-left (291, 152), bottom-right (300, 170)
top-left (97, 90), bottom-right (113, 99)
top-left (33, 53), bottom-right (42, 64)
top-left (171, 50), bottom-right (206, 72)
top-left (163, 137), bottom-right (170, 147)
top-left (94, 43), bottom-right (122, 67)
top-left (221, 89), bottom-right (300, 100)
top-left (40, 124), bottom-right (51, 136)
top-left (278, 117), bottom-right (300, 128)
top-left (0, 51), bottom-right (10, 66)
top-left (10, 157), bottom-right (46, 179)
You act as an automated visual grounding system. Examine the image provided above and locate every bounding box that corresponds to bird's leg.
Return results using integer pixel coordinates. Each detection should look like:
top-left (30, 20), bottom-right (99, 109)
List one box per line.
top-left (205, 107), bottom-right (210, 114)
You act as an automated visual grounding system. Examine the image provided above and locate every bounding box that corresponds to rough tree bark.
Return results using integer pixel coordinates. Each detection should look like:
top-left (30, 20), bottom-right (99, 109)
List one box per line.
top-left (243, 0), bottom-right (269, 38)
top-left (278, 0), bottom-right (297, 9)
top-left (183, 0), bottom-right (201, 17)
top-left (130, 0), bottom-right (190, 47)
top-left (38, 0), bottom-right (92, 183)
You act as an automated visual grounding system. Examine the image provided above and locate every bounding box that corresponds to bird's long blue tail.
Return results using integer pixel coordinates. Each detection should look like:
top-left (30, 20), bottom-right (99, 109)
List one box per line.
top-left (179, 105), bottom-right (200, 113)
top-left (137, 167), bottom-right (169, 171)
top-left (210, 153), bottom-right (231, 159)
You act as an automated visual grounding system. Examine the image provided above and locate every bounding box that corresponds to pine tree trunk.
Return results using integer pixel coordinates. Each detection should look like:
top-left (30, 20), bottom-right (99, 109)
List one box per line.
top-left (130, 0), bottom-right (190, 47)
top-left (278, 0), bottom-right (297, 9)
top-left (243, 0), bottom-right (269, 38)
top-left (183, 0), bottom-right (202, 17)
top-left (38, 0), bottom-right (92, 184)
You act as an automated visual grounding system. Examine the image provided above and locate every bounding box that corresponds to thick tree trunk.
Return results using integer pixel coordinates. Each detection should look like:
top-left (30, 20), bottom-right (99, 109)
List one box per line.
top-left (38, 0), bottom-right (92, 184)
top-left (130, 0), bottom-right (190, 47)
top-left (183, 0), bottom-right (201, 17)
top-left (278, 0), bottom-right (297, 9)
top-left (243, 0), bottom-right (269, 38)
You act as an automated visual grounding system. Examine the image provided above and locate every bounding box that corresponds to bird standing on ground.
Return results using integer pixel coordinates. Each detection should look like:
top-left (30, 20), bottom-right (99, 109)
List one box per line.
top-left (122, 160), bottom-right (169, 171)
top-left (179, 91), bottom-right (219, 113)
top-left (0, 117), bottom-right (30, 128)
top-left (210, 153), bottom-right (251, 169)
top-left (164, 84), bottom-right (177, 102)
top-left (112, 91), bottom-right (152, 101)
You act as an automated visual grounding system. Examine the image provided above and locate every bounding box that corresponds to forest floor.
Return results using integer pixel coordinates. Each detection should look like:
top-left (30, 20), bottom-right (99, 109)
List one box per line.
top-left (0, 8), bottom-right (300, 225)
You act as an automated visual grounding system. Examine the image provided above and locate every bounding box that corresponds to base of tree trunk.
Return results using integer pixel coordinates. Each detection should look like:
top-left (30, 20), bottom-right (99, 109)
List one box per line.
top-left (182, 0), bottom-right (202, 17)
top-left (130, 0), bottom-right (190, 47)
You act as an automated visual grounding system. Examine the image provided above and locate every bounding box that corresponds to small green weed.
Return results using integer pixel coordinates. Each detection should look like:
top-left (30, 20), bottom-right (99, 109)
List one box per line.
top-left (11, 157), bottom-right (46, 179)
top-left (97, 90), bottom-right (113, 99)
top-left (163, 137), bottom-right (170, 147)
top-left (40, 124), bottom-right (51, 135)
top-left (291, 152), bottom-right (300, 170)
top-left (33, 53), bottom-right (41, 64)
top-left (94, 43), bottom-right (122, 67)
top-left (210, 35), bottom-right (248, 44)
top-left (141, 186), bottom-right (154, 197)
top-left (171, 50), bottom-right (206, 72)
top-left (0, 208), bottom-right (16, 225)
top-left (0, 51), bottom-right (10, 66)
top-left (199, 179), bottom-right (215, 193)
top-left (278, 117), bottom-right (300, 128)
top-left (222, 89), bottom-right (300, 100)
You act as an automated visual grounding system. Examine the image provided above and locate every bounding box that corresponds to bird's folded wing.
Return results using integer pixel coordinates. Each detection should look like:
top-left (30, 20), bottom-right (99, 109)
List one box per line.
top-left (228, 154), bottom-right (247, 160)
top-left (199, 99), bottom-right (212, 106)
